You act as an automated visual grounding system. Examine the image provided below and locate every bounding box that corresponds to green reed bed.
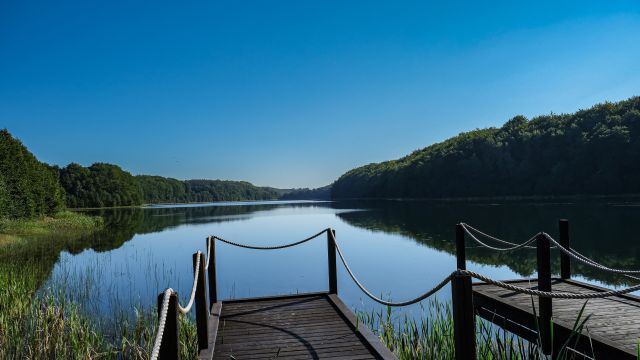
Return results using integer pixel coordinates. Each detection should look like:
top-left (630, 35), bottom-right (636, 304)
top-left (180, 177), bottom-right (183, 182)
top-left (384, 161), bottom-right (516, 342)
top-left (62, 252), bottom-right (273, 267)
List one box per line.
top-left (358, 300), bottom-right (533, 360)
top-left (0, 237), bottom-right (197, 360)
top-left (357, 299), bottom-right (600, 360)
top-left (0, 232), bottom-right (609, 360)
top-left (0, 211), bottom-right (103, 239)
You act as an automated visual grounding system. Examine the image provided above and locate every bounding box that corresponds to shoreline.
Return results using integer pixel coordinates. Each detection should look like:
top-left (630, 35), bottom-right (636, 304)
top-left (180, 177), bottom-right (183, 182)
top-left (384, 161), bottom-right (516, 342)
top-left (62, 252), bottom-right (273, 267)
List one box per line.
top-left (62, 193), bottom-right (640, 211)
top-left (68, 198), bottom-right (326, 211)
top-left (331, 193), bottom-right (640, 203)
top-left (0, 211), bottom-right (104, 241)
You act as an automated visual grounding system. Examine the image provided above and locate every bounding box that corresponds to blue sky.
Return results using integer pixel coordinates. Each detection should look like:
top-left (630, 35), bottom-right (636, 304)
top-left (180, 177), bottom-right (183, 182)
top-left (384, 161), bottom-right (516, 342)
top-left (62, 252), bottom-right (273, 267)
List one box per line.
top-left (1, 1), bottom-right (639, 188)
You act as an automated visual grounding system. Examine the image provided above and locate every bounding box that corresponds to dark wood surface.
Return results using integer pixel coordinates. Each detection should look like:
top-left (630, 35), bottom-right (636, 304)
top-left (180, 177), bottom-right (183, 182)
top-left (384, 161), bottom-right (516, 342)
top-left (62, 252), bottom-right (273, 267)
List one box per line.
top-left (473, 278), bottom-right (640, 358)
top-left (211, 294), bottom-right (395, 359)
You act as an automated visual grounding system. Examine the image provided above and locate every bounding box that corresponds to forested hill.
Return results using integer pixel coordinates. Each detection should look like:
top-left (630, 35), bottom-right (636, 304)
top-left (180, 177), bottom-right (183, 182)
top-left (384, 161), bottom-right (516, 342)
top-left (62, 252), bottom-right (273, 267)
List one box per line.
top-left (137, 176), bottom-right (281, 204)
top-left (332, 97), bottom-right (640, 199)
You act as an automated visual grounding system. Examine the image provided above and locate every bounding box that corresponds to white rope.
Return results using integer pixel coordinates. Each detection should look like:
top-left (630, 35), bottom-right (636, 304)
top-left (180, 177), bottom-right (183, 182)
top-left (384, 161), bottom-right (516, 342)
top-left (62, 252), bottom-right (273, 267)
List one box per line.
top-left (151, 288), bottom-right (173, 360)
top-left (543, 233), bottom-right (640, 275)
top-left (461, 223), bottom-right (537, 249)
top-left (461, 224), bottom-right (540, 251)
top-left (205, 237), bottom-right (212, 270)
top-left (177, 251), bottom-right (202, 314)
top-left (330, 231), bottom-right (453, 306)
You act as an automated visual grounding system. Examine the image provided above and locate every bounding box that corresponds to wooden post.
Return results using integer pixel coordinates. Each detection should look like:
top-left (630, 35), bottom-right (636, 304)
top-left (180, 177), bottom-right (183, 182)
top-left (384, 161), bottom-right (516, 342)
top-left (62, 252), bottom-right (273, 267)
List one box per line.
top-left (327, 229), bottom-right (338, 294)
top-left (456, 224), bottom-right (466, 270)
top-left (559, 219), bottom-right (571, 280)
top-left (452, 273), bottom-right (476, 360)
top-left (207, 236), bottom-right (217, 307)
top-left (157, 291), bottom-right (180, 360)
top-left (536, 233), bottom-right (552, 355)
top-left (193, 252), bottom-right (208, 352)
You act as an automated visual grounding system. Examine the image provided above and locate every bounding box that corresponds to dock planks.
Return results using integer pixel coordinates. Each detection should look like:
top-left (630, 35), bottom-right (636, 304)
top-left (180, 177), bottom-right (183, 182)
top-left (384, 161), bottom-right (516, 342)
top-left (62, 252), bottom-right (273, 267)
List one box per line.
top-left (473, 278), bottom-right (640, 359)
top-left (208, 293), bottom-right (396, 360)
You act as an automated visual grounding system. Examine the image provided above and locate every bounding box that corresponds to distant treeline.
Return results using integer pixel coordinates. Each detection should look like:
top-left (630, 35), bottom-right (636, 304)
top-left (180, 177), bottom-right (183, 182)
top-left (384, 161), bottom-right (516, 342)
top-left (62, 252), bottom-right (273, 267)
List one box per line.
top-left (332, 97), bottom-right (640, 199)
top-left (280, 185), bottom-right (332, 200)
top-left (0, 129), bottom-right (285, 216)
top-left (58, 168), bottom-right (282, 208)
top-left (137, 176), bottom-right (281, 204)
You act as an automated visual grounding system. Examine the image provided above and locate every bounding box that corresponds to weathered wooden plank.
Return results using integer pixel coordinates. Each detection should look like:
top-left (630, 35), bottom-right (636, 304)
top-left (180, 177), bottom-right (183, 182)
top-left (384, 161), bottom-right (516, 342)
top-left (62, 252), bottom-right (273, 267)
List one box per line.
top-left (197, 301), bottom-right (222, 360)
top-left (212, 293), bottom-right (395, 360)
top-left (472, 278), bottom-right (640, 358)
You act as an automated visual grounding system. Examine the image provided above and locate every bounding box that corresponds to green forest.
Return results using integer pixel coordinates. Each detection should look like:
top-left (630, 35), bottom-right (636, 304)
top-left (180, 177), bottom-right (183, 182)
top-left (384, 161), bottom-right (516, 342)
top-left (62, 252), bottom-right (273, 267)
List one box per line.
top-left (280, 185), bottom-right (332, 200)
top-left (332, 96), bottom-right (640, 199)
top-left (0, 130), bottom-right (284, 218)
top-left (56, 164), bottom-right (282, 208)
top-left (137, 176), bottom-right (281, 204)
top-left (0, 130), bottom-right (65, 219)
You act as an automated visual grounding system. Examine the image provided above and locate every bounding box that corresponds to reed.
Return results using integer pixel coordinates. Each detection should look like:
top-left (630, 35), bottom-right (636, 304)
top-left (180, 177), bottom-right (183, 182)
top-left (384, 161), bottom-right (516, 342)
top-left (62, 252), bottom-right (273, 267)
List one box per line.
top-left (357, 298), bottom-right (601, 360)
top-left (0, 242), bottom-right (197, 360)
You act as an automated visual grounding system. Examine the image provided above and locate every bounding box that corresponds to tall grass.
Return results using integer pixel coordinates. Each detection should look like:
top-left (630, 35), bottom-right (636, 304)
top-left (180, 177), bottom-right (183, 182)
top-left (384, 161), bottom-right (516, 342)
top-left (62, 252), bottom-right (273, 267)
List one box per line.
top-left (358, 299), bottom-right (601, 360)
top-left (0, 211), bottom-right (103, 238)
top-left (0, 238), bottom-right (197, 360)
top-left (358, 299), bottom-right (538, 360)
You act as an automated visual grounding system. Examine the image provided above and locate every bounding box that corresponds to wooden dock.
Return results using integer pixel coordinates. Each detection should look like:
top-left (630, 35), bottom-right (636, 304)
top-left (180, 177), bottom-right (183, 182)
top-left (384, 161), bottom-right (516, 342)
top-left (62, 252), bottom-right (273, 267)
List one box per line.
top-left (152, 222), bottom-right (640, 360)
top-left (457, 220), bottom-right (640, 359)
top-left (154, 230), bottom-right (397, 360)
top-left (473, 278), bottom-right (640, 359)
top-left (207, 293), bottom-right (395, 360)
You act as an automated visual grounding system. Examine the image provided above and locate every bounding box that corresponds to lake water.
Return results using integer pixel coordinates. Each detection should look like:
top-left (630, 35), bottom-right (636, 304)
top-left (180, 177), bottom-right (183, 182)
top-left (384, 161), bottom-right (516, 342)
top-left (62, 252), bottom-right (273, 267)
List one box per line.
top-left (37, 199), bottom-right (640, 327)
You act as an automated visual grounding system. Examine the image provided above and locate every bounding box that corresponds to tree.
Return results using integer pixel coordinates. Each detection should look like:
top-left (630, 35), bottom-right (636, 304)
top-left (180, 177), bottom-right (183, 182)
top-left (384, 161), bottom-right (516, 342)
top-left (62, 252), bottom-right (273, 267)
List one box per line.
top-left (0, 129), bottom-right (65, 218)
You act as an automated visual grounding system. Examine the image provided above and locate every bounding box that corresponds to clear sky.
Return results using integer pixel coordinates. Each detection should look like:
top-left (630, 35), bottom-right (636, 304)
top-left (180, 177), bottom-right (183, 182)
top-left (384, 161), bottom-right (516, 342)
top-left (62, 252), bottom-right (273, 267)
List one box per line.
top-left (1, 1), bottom-right (639, 188)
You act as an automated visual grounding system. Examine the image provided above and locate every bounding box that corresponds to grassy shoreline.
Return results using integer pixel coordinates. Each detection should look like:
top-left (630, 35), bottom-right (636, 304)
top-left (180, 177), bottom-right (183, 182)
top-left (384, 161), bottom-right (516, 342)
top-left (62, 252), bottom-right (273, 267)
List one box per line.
top-left (0, 211), bottom-right (103, 241)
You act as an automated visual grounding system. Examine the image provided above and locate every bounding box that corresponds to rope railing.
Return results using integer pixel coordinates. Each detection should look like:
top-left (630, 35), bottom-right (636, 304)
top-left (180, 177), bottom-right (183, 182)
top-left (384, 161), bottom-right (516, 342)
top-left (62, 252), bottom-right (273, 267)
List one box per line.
top-left (461, 223), bottom-right (537, 249)
top-left (205, 236), bottom-right (212, 270)
top-left (213, 228), bottom-right (329, 250)
top-left (462, 224), bottom-right (539, 251)
top-left (208, 223), bottom-right (640, 307)
top-left (177, 251), bottom-right (202, 314)
top-left (459, 269), bottom-right (640, 299)
top-left (541, 232), bottom-right (640, 275)
top-left (149, 223), bottom-right (640, 360)
top-left (151, 288), bottom-right (173, 360)
top-left (461, 222), bottom-right (640, 276)
top-left (329, 230), bottom-right (454, 307)
top-left (151, 250), bottom-right (207, 360)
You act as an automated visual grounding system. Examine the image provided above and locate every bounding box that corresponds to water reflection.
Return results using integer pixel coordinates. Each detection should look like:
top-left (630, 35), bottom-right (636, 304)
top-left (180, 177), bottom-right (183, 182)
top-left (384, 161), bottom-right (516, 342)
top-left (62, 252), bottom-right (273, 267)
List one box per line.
top-left (334, 199), bottom-right (640, 285)
top-left (23, 199), bottom-right (640, 329)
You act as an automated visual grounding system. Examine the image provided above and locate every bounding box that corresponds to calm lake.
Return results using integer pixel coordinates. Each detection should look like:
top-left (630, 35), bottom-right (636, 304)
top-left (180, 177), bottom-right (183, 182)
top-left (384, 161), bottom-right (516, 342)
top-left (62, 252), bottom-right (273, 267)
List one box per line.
top-left (35, 199), bottom-right (640, 329)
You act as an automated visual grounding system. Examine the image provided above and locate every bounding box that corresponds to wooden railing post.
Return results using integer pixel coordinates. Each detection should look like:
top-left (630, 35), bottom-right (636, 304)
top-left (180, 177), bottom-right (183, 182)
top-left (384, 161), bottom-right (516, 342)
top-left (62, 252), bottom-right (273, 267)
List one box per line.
top-left (193, 252), bottom-right (208, 352)
top-left (452, 272), bottom-right (476, 360)
top-left (536, 233), bottom-right (552, 355)
top-left (207, 236), bottom-right (217, 308)
top-left (559, 219), bottom-right (571, 280)
top-left (327, 229), bottom-right (338, 294)
top-left (456, 224), bottom-right (466, 270)
top-left (157, 291), bottom-right (180, 360)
